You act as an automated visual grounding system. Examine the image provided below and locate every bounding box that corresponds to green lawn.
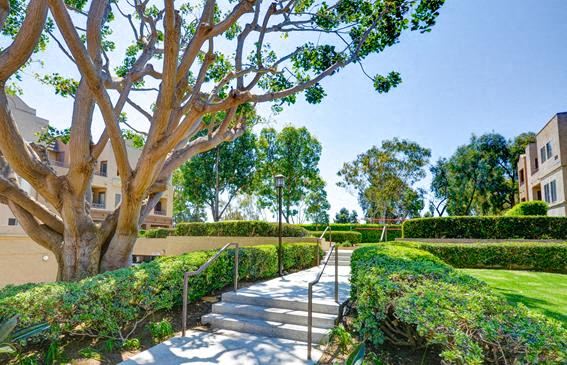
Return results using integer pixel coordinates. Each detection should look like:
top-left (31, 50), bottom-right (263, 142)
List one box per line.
top-left (462, 269), bottom-right (567, 325)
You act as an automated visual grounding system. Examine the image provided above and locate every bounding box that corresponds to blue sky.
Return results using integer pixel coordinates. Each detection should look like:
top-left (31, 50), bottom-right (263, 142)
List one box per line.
top-left (12, 0), bottom-right (567, 220)
top-left (258, 0), bottom-right (567, 218)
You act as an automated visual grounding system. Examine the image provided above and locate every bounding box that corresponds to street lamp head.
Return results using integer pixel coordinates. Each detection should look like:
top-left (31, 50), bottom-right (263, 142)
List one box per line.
top-left (274, 174), bottom-right (285, 188)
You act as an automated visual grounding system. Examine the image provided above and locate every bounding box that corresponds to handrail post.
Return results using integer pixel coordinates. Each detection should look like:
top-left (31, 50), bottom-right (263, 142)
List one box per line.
top-left (234, 243), bottom-right (239, 292)
top-left (334, 244), bottom-right (338, 303)
top-left (182, 272), bottom-right (188, 337)
top-left (307, 283), bottom-right (313, 360)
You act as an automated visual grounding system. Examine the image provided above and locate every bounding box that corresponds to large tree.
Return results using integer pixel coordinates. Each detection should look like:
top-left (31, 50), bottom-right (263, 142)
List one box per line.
top-left (255, 126), bottom-right (329, 223)
top-left (338, 138), bottom-right (431, 219)
top-left (0, 0), bottom-right (444, 280)
top-left (177, 130), bottom-right (257, 221)
top-left (430, 132), bottom-right (535, 216)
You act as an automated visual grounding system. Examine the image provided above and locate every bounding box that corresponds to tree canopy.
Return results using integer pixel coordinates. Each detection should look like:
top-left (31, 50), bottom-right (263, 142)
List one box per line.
top-left (177, 130), bottom-right (258, 221)
top-left (338, 138), bottom-right (430, 219)
top-left (255, 126), bottom-right (329, 223)
top-left (0, 0), bottom-right (445, 280)
top-left (429, 132), bottom-right (535, 216)
top-left (334, 207), bottom-right (358, 223)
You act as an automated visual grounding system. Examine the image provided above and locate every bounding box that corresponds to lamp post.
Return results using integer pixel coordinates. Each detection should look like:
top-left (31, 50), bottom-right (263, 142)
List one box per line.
top-left (274, 174), bottom-right (285, 276)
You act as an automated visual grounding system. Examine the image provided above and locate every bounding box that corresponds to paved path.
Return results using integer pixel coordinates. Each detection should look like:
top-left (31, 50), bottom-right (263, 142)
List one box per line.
top-left (120, 252), bottom-right (352, 365)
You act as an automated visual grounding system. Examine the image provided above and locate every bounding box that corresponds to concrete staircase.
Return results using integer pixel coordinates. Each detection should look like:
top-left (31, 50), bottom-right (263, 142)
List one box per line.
top-left (328, 249), bottom-right (352, 266)
top-left (202, 255), bottom-right (352, 345)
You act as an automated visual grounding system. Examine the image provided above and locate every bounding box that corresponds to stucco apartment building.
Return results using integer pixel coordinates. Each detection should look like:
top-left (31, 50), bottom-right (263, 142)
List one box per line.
top-left (517, 112), bottom-right (567, 216)
top-left (0, 96), bottom-right (174, 232)
top-left (0, 96), bottom-right (174, 286)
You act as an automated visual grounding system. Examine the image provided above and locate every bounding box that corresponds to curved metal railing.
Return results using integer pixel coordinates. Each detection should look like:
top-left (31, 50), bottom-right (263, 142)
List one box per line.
top-left (181, 242), bottom-right (239, 337)
top-left (307, 242), bottom-right (338, 359)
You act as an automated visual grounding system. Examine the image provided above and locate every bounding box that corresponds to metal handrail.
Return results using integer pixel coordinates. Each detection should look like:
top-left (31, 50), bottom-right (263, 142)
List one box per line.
top-left (181, 242), bottom-right (239, 337)
top-left (307, 242), bottom-right (338, 359)
top-left (316, 225), bottom-right (332, 265)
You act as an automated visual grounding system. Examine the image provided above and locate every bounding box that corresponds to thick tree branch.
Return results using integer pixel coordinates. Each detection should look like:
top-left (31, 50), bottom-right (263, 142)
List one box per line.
top-left (0, 0), bottom-right (48, 80)
top-left (8, 200), bottom-right (63, 255)
top-left (48, 0), bottom-right (132, 180)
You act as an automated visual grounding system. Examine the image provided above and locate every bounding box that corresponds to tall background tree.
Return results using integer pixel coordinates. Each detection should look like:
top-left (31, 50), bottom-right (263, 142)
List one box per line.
top-left (429, 132), bottom-right (535, 216)
top-left (0, 0), bottom-right (444, 280)
top-left (338, 138), bottom-right (431, 220)
top-left (334, 207), bottom-right (358, 223)
top-left (177, 130), bottom-right (258, 221)
top-left (255, 126), bottom-right (329, 223)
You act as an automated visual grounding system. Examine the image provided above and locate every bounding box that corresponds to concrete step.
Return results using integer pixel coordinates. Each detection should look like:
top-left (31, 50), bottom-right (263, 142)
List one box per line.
top-left (329, 261), bottom-right (350, 267)
top-left (211, 302), bottom-right (336, 329)
top-left (221, 291), bottom-right (340, 315)
top-left (202, 313), bottom-right (329, 344)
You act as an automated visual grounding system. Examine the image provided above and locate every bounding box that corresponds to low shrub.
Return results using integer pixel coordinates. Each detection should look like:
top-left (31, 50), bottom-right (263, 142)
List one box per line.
top-left (403, 216), bottom-right (567, 239)
top-left (310, 230), bottom-right (362, 244)
top-left (0, 243), bottom-right (318, 343)
top-left (351, 245), bottom-right (567, 364)
top-left (147, 319), bottom-right (173, 344)
top-left (394, 241), bottom-right (567, 273)
top-left (175, 220), bottom-right (308, 237)
top-left (505, 201), bottom-right (548, 216)
top-left (301, 223), bottom-right (401, 242)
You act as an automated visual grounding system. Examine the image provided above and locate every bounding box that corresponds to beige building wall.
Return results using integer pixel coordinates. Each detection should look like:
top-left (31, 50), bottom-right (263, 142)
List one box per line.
top-left (0, 235), bottom-right (318, 287)
top-left (517, 112), bottom-right (567, 216)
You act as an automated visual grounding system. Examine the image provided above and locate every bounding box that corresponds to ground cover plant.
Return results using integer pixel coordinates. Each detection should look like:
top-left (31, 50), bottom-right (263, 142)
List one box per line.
top-left (462, 269), bottom-right (567, 325)
top-left (394, 241), bottom-right (567, 273)
top-left (350, 244), bottom-right (567, 364)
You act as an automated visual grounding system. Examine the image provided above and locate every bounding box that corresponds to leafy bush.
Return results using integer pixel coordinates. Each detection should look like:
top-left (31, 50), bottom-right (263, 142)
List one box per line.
top-left (0, 243), bottom-right (318, 343)
top-left (505, 201), bottom-right (548, 216)
top-left (147, 319), bottom-right (173, 344)
top-left (403, 216), bottom-right (567, 239)
top-left (301, 223), bottom-right (401, 242)
top-left (394, 241), bottom-right (567, 273)
top-left (351, 245), bottom-right (567, 364)
top-left (310, 230), bottom-right (362, 244)
top-left (175, 220), bottom-right (308, 237)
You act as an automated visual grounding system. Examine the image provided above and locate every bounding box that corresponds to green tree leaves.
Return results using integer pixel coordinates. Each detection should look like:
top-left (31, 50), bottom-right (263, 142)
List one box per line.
top-left (255, 126), bottom-right (329, 223)
top-left (338, 138), bottom-right (431, 219)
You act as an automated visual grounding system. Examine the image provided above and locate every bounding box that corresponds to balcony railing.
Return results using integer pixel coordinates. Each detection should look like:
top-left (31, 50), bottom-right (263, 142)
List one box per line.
top-left (92, 202), bottom-right (106, 209)
top-left (153, 209), bottom-right (167, 216)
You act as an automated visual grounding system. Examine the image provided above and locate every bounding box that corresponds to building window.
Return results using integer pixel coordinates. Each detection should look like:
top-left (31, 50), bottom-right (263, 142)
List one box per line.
top-left (519, 169), bottom-right (525, 185)
top-left (115, 193), bottom-right (122, 207)
top-left (540, 147), bottom-right (547, 163)
top-left (546, 142), bottom-right (553, 160)
top-left (99, 161), bottom-right (108, 177)
top-left (544, 180), bottom-right (558, 203)
top-left (8, 218), bottom-right (17, 226)
top-left (550, 180), bottom-right (557, 202)
top-left (535, 158), bottom-right (539, 170)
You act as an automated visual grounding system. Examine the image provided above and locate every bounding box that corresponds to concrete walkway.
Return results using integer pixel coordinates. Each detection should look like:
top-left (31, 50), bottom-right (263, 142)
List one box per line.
top-left (120, 252), bottom-right (352, 365)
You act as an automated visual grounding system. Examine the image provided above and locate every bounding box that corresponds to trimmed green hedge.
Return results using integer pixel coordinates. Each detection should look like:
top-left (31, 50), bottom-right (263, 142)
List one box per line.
top-left (505, 201), bottom-right (548, 216)
top-left (403, 216), bottom-right (567, 239)
top-left (310, 230), bottom-right (362, 244)
top-left (351, 245), bottom-right (567, 364)
top-left (175, 221), bottom-right (308, 237)
top-left (394, 241), bottom-right (567, 273)
top-left (300, 223), bottom-right (401, 242)
top-left (0, 243), bottom-right (318, 342)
